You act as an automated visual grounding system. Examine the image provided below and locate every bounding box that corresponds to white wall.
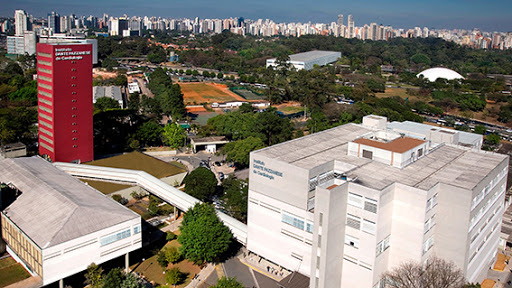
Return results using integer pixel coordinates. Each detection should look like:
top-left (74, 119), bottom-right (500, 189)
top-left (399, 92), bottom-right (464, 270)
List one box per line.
top-left (41, 217), bottom-right (141, 286)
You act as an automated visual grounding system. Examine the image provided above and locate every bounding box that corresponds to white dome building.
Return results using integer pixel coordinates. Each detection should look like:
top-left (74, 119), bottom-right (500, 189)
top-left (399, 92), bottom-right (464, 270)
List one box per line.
top-left (417, 67), bottom-right (465, 82)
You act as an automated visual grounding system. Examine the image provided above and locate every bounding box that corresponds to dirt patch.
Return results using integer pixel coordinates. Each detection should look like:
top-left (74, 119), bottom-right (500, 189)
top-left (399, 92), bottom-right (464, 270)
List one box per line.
top-left (180, 83), bottom-right (248, 104)
top-left (186, 106), bottom-right (208, 113)
top-left (93, 68), bottom-right (118, 79)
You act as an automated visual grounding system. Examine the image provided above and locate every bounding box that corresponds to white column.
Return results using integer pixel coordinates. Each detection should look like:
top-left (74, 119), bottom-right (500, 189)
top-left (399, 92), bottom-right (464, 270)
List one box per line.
top-left (125, 252), bottom-right (129, 273)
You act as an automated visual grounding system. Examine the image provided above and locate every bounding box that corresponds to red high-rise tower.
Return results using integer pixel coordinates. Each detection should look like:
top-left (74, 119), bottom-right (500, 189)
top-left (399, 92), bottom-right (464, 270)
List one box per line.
top-left (37, 43), bottom-right (93, 163)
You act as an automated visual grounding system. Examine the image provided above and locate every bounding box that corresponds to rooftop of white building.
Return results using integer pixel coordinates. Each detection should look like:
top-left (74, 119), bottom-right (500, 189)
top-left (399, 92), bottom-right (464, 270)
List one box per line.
top-left (0, 157), bottom-right (139, 249)
top-left (254, 122), bottom-right (507, 191)
top-left (268, 50), bottom-right (341, 63)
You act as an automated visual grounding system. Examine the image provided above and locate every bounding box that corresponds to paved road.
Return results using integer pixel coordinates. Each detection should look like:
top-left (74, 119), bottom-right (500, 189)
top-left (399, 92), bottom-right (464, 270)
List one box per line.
top-left (223, 256), bottom-right (279, 288)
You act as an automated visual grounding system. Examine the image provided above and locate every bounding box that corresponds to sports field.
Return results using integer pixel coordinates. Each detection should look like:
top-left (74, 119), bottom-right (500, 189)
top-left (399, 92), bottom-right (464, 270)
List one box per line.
top-left (179, 83), bottom-right (246, 104)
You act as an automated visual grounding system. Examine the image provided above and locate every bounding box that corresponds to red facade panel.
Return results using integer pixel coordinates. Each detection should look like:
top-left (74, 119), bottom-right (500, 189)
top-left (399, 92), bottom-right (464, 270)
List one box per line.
top-left (37, 43), bottom-right (93, 163)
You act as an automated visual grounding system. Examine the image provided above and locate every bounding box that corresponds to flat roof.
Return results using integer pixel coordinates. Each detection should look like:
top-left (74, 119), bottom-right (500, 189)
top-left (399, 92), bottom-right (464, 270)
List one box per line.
top-left (254, 123), bottom-right (507, 191)
top-left (86, 151), bottom-right (186, 179)
top-left (0, 157), bottom-right (139, 248)
top-left (387, 121), bottom-right (482, 146)
top-left (353, 137), bottom-right (425, 153)
top-left (191, 136), bottom-right (229, 144)
top-left (269, 50), bottom-right (341, 63)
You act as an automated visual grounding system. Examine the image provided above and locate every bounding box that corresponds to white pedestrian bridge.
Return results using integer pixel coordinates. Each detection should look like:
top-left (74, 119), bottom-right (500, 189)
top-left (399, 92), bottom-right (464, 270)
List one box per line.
top-left (54, 162), bottom-right (247, 245)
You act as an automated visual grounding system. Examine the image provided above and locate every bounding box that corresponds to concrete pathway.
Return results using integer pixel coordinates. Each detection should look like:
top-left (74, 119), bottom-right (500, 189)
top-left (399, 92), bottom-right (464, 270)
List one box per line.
top-left (185, 263), bottom-right (216, 288)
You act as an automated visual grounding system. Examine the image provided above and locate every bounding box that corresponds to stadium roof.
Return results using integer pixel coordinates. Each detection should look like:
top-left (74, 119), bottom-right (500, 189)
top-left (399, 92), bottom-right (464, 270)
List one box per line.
top-left (417, 67), bottom-right (465, 82)
top-left (268, 50), bottom-right (341, 63)
top-left (288, 51), bottom-right (341, 63)
top-left (0, 157), bottom-right (139, 249)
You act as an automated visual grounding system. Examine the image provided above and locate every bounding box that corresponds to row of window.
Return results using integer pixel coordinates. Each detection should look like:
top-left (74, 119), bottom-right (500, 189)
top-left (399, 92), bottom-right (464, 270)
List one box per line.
top-left (282, 212), bottom-right (313, 233)
top-left (348, 192), bottom-right (378, 213)
top-left (346, 213), bottom-right (376, 235)
top-left (422, 235), bottom-right (434, 255)
top-left (100, 228), bottom-right (131, 247)
top-left (471, 205), bottom-right (502, 245)
top-left (424, 214), bottom-right (436, 234)
top-left (376, 235), bottom-right (390, 256)
top-left (469, 221), bottom-right (500, 264)
top-left (425, 193), bottom-right (438, 212)
top-left (469, 186), bottom-right (504, 232)
top-left (471, 169), bottom-right (507, 211)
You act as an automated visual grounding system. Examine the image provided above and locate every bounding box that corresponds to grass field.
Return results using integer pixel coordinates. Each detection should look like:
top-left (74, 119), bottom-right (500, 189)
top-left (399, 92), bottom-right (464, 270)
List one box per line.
top-left (0, 257), bottom-right (30, 288)
top-left (375, 87), bottom-right (412, 99)
top-left (130, 240), bottom-right (201, 287)
top-left (180, 83), bottom-right (245, 104)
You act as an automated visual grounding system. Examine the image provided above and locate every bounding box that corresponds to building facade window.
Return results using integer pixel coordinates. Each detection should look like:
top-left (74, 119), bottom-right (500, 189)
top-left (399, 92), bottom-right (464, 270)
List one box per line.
top-left (345, 234), bottom-right (359, 248)
top-left (100, 229), bottom-right (131, 246)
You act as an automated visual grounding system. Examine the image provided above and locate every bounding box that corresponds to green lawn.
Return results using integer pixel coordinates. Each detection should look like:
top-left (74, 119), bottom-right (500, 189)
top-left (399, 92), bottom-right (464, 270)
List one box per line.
top-left (278, 105), bottom-right (304, 115)
top-left (0, 258), bottom-right (31, 288)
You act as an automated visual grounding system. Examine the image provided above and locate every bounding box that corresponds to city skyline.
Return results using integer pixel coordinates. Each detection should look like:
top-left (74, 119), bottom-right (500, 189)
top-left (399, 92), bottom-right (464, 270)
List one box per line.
top-left (1, 0), bottom-right (512, 32)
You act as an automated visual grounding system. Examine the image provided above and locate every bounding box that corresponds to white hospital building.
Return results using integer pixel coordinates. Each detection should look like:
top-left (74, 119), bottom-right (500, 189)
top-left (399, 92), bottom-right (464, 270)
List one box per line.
top-left (247, 115), bottom-right (508, 288)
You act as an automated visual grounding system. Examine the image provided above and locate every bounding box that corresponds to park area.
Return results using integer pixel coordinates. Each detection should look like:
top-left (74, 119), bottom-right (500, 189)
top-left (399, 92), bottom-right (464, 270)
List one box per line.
top-left (0, 257), bottom-right (31, 288)
top-left (180, 83), bottom-right (246, 104)
top-left (130, 234), bottom-right (202, 287)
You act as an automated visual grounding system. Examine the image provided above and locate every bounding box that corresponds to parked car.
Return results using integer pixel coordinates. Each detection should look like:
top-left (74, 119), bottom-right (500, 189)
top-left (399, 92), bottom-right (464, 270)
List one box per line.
top-left (215, 161), bottom-right (221, 166)
top-left (218, 172), bottom-right (225, 180)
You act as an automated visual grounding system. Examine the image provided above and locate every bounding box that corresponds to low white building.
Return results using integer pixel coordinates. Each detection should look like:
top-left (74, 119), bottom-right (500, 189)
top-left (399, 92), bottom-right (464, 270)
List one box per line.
top-left (266, 51), bottom-right (341, 70)
top-left (247, 115), bottom-right (508, 288)
top-left (128, 81), bottom-right (140, 94)
top-left (0, 157), bottom-right (141, 287)
top-left (93, 86), bottom-right (124, 108)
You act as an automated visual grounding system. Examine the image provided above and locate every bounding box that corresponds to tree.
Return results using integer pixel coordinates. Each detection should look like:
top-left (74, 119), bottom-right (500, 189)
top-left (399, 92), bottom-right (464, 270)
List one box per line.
top-left (102, 268), bottom-right (124, 288)
top-left (95, 97), bottom-right (120, 111)
top-left (382, 257), bottom-right (467, 288)
top-left (166, 267), bottom-right (185, 287)
top-left (162, 123), bottom-right (186, 149)
top-left (114, 74), bottom-right (128, 87)
top-left (211, 276), bottom-right (244, 288)
top-left (183, 167), bottom-right (217, 201)
top-left (160, 84), bottom-right (186, 120)
top-left (128, 93), bottom-right (140, 111)
top-left (223, 136), bottom-right (265, 167)
top-left (217, 72), bottom-right (223, 79)
top-left (178, 203), bottom-right (233, 263)
top-left (221, 177), bottom-right (248, 222)
top-left (165, 246), bottom-right (182, 264)
top-left (474, 125), bottom-right (486, 135)
top-left (84, 263), bottom-right (104, 288)
top-left (120, 273), bottom-right (141, 288)
top-left (485, 134), bottom-right (501, 146)
top-left (157, 250), bottom-right (169, 268)
top-left (256, 108), bottom-right (294, 146)
top-left (136, 121), bottom-right (164, 147)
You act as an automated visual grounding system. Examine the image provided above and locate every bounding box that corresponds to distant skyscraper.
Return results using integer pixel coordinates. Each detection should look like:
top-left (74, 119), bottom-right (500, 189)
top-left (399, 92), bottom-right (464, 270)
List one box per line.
top-left (47, 11), bottom-right (60, 33)
top-left (347, 15), bottom-right (354, 38)
top-left (15, 10), bottom-right (28, 36)
top-left (337, 14), bottom-right (344, 27)
top-left (37, 42), bottom-right (94, 163)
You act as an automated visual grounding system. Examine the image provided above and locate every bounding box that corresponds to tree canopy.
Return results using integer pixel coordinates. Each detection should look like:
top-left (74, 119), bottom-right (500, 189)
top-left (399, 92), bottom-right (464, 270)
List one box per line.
top-left (178, 203), bottom-right (233, 263)
top-left (210, 276), bottom-right (244, 288)
top-left (383, 257), bottom-right (468, 288)
top-left (163, 122), bottom-right (186, 149)
top-left (183, 167), bottom-right (217, 202)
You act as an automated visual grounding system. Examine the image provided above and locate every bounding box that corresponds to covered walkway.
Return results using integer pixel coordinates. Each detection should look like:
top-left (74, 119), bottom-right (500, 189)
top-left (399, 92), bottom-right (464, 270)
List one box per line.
top-left (54, 162), bottom-right (247, 245)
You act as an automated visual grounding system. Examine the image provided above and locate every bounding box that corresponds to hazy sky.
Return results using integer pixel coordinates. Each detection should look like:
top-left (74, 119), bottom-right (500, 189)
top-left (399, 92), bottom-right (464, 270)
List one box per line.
top-left (3, 0), bottom-right (511, 32)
